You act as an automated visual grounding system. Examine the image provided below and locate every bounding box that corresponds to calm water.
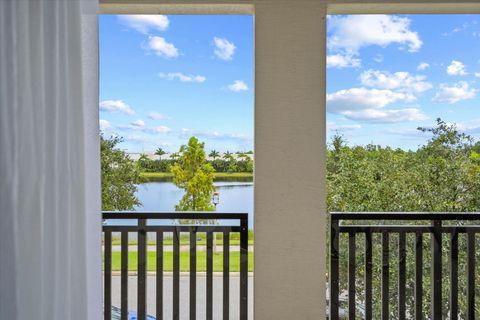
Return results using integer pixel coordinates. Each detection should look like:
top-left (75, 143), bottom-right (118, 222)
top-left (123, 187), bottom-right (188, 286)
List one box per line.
top-left (107, 181), bottom-right (254, 228)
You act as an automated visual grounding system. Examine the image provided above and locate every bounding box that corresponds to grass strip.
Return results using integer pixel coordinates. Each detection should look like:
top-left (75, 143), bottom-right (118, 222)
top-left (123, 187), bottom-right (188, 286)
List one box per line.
top-left (106, 251), bottom-right (254, 272)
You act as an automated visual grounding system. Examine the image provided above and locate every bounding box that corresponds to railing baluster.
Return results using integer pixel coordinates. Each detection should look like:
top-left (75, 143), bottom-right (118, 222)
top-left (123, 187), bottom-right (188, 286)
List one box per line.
top-left (467, 231), bottom-right (475, 320)
top-left (223, 231), bottom-right (230, 320)
top-left (138, 219), bottom-right (147, 320)
top-left (121, 231), bottom-right (129, 320)
top-left (240, 218), bottom-right (249, 320)
top-left (431, 220), bottom-right (442, 320)
top-left (173, 229), bottom-right (180, 320)
top-left (398, 232), bottom-right (406, 320)
top-left (415, 232), bottom-right (423, 320)
top-left (348, 232), bottom-right (356, 320)
top-left (206, 232), bottom-right (213, 320)
top-left (190, 229), bottom-right (197, 320)
top-left (330, 219), bottom-right (340, 320)
top-left (156, 231), bottom-right (163, 320)
top-left (104, 231), bottom-right (112, 320)
top-left (364, 231), bottom-right (372, 320)
top-left (450, 231), bottom-right (458, 320)
top-left (382, 232), bottom-right (389, 320)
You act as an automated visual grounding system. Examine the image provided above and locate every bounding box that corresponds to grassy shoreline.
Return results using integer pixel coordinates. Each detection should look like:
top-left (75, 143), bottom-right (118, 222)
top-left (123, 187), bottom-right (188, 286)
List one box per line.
top-left (140, 172), bottom-right (253, 182)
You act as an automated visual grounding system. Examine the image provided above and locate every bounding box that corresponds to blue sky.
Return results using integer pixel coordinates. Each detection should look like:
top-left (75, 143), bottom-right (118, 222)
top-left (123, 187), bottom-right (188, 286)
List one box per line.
top-left (100, 14), bottom-right (480, 153)
top-left (99, 15), bottom-right (254, 153)
top-left (327, 14), bottom-right (480, 150)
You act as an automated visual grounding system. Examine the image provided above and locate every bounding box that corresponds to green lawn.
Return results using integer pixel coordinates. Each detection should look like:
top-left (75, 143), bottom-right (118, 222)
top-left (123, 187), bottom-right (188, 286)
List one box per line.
top-left (107, 251), bottom-right (254, 272)
top-left (110, 232), bottom-right (254, 246)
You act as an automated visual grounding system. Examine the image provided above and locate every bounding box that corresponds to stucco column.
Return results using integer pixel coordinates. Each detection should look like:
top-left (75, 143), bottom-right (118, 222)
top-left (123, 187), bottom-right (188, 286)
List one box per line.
top-left (254, 1), bottom-right (327, 319)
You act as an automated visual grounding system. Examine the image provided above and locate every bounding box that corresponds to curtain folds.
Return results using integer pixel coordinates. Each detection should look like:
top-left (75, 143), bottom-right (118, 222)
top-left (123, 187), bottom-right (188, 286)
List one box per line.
top-left (0, 0), bottom-right (101, 319)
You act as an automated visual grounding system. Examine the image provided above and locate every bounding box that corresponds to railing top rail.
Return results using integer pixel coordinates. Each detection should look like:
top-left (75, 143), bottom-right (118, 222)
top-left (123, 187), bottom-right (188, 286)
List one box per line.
top-left (330, 212), bottom-right (480, 221)
top-left (102, 211), bottom-right (248, 220)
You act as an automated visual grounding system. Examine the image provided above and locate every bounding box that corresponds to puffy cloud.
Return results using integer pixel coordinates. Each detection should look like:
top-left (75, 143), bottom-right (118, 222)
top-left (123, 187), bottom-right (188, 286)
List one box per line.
top-left (131, 119), bottom-right (145, 128)
top-left (227, 80), bottom-right (248, 92)
top-left (433, 82), bottom-right (476, 104)
top-left (118, 15), bottom-right (169, 34)
top-left (327, 54), bottom-right (361, 69)
top-left (341, 108), bottom-right (427, 123)
top-left (147, 36), bottom-right (179, 58)
top-left (328, 15), bottom-right (422, 54)
top-left (475, 72), bottom-right (480, 78)
top-left (147, 112), bottom-right (167, 120)
top-left (213, 37), bottom-right (236, 60)
top-left (328, 122), bottom-right (362, 131)
top-left (99, 119), bottom-right (110, 131)
top-left (100, 100), bottom-right (135, 115)
top-left (327, 87), bottom-right (416, 112)
top-left (359, 70), bottom-right (432, 93)
top-left (327, 87), bottom-right (425, 123)
top-left (158, 72), bottom-right (206, 83)
top-left (447, 60), bottom-right (467, 76)
top-left (151, 126), bottom-right (171, 133)
top-left (417, 62), bottom-right (430, 71)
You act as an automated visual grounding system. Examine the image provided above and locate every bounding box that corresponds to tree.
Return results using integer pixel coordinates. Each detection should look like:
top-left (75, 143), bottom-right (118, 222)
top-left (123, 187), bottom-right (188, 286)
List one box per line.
top-left (209, 150), bottom-right (220, 160)
top-left (155, 147), bottom-right (167, 160)
top-left (101, 135), bottom-right (141, 210)
top-left (171, 137), bottom-right (216, 212)
top-left (170, 152), bottom-right (180, 162)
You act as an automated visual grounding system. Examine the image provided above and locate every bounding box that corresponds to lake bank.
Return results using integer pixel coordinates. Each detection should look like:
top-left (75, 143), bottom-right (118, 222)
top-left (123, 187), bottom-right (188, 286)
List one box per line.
top-left (140, 172), bottom-right (253, 182)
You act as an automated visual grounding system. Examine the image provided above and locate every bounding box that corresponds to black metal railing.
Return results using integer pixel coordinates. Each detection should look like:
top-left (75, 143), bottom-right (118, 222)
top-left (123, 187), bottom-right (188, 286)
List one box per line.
top-left (329, 212), bottom-right (480, 320)
top-left (103, 211), bottom-right (249, 320)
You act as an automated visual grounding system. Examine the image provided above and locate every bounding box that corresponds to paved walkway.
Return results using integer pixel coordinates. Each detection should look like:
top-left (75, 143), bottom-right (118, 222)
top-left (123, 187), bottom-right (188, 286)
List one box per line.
top-left (111, 244), bottom-right (254, 252)
top-left (110, 274), bottom-right (254, 320)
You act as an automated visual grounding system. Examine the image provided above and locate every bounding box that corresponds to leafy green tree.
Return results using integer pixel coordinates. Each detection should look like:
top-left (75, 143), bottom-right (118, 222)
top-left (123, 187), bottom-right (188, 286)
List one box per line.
top-left (171, 137), bottom-right (216, 212)
top-left (326, 119), bottom-right (480, 319)
top-left (101, 135), bottom-right (141, 210)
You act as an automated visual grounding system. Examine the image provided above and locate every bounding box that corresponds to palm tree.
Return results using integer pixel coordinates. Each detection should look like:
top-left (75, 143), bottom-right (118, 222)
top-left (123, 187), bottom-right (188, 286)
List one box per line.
top-left (209, 150), bottom-right (220, 160)
top-left (223, 151), bottom-right (233, 161)
top-left (155, 147), bottom-right (166, 160)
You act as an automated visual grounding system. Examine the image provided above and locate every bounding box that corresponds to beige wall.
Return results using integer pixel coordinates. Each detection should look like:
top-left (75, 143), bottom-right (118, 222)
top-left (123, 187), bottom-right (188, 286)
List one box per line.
top-left (254, 1), bottom-right (327, 319)
top-left (99, 1), bottom-right (480, 319)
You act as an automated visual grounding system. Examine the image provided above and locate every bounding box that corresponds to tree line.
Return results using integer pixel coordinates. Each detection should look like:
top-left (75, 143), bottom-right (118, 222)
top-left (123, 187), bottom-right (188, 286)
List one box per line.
top-left (136, 149), bottom-right (254, 173)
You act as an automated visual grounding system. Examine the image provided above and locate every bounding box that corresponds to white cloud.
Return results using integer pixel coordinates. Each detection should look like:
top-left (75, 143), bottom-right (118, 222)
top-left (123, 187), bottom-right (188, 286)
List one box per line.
top-left (147, 112), bottom-right (167, 120)
top-left (328, 88), bottom-right (416, 113)
top-left (328, 122), bottom-right (362, 131)
top-left (417, 62), bottom-right (430, 71)
top-left (146, 36), bottom-right (179, 58)
top-left (99, 119), bottom-right (110, 131)
top-left (475, 72), bottom-right (480, 78)
top-left (327, 87), bottom-right (425, 123)
top-left (131, 119), bottom-right (145, 128)
top-left (341, 108), bottom-right (427, 123)
top-left (227, 80), bottom-right (248, 92)
top-left (151, 126), bottom-right (171, 133)
top-left (447, 60), bottom-right (467, 76)
top-left (118, 15), bottom-right (169, 34)
top-left (158, 72), bottom-right (206, 83)
top-left (327, 54), bottom-right (361, 69)
top-left (100, 100), bottom-right (135, 115)
top-left (433, 82), bottom-right (476, 104)
top-left (328, 15), bottom-right (422, 54)
top-left (359, 70), bottom-right (433, 93)
top-left (213, 37), bottom-right (236, 61)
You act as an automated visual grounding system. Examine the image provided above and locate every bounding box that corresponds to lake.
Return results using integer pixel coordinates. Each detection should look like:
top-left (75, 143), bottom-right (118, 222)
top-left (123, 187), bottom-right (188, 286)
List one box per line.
top-left (133, 181), bottom-right (254, 228)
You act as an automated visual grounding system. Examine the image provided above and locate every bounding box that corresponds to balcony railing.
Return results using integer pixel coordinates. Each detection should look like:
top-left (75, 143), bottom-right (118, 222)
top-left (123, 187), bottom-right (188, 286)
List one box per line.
top-left (103, 211), bottom-right (249, 320)
top-left (329, 212), bottom-right (480, 320)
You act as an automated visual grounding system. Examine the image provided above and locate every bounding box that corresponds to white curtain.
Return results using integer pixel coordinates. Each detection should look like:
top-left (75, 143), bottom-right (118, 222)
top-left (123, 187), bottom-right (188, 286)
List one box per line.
top-left (0, 0), bottom-right (102, 319)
